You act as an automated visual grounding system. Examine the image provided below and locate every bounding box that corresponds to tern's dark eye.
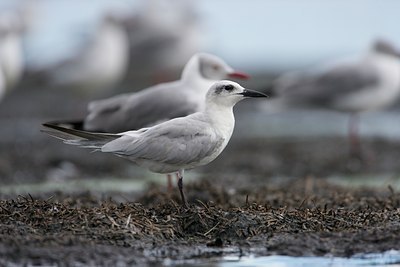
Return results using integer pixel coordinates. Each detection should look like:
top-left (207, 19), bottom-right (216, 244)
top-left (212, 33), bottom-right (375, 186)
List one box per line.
top-left (224, 84), bottom-right (234, 91)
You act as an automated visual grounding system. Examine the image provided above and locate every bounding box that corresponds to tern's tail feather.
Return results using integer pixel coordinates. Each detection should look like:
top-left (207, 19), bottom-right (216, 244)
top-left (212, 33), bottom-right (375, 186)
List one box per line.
top-left (42, 122), bottom-right (120, 149)
top-left (44, 119), bottom-right (85, 130)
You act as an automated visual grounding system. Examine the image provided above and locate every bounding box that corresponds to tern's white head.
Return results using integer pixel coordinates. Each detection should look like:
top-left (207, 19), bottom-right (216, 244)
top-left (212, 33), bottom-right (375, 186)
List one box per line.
top-left (205, 80), bottom-right (267, 108)
top-left (181, 53), bottom-right (249, 81)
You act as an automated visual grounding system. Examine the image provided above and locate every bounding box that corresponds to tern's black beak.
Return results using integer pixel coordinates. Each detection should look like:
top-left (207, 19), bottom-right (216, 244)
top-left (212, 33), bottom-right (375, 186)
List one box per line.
top-left (239, 89), bottom-right (268, 98)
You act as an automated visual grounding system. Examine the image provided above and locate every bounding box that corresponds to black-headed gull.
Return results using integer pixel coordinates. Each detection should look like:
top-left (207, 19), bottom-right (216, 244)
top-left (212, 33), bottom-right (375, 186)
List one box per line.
top-left (270, 39), bottom-right (400, 155)
top-left (50, 53), bottom-right (249, 132)
top-left (83, 53), bottom-right (249, 132)
top-left (42, 80), bottom-right (267, 208)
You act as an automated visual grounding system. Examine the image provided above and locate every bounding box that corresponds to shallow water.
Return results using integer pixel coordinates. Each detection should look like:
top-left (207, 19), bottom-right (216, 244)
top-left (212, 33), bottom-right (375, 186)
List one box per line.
top-left (2, 172), bottom-right (399, 196)
top-left (169, 250), bottom-right (400, 267)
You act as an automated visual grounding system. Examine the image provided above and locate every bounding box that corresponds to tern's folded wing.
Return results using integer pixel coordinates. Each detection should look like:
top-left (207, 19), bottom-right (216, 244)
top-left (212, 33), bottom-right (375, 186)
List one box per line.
top-left (101, 116), bottom-right (224, 165)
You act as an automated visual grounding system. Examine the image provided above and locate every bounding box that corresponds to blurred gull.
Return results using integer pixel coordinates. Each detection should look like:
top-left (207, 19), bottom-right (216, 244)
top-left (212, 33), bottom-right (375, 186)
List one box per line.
top-left (0, 64), bottom-right (5, 101)
top-left (49, 52), bottom-right (249, 187)
top-left (0, 5), bottom-right (28, 98)
top-left (42, 80), bottom-right (268, 207)
top-left (50, 53), bottom-right (249, 132)
top-left (46, 13), bottom-right (130, 93)
top-left (84, 53), bottom-right (249, 132)
top-left (122, 0), bottom-right (205, 81)
top-left (269, 39), bottom-right (400, 155)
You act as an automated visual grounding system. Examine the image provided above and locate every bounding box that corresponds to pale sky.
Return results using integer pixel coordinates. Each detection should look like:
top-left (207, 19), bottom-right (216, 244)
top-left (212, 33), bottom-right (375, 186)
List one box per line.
top-left (2, 0), bottom-right (400, 71)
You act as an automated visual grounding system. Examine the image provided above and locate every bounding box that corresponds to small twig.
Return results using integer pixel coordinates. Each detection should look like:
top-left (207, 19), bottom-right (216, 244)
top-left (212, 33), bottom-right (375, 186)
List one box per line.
top-left (0, 204), bottom-right (11, 214)
top-left (106, 215), bottom-right (120, 228)
top-left (298, 196), bottom-right (309, 209)
top-left (125, 214), bottom-right (131, 228)
top-left (19, 195), bottom-right (28, 202)
top-left (45, 195), bottom-right (55, 203)
top-left (196, 199), bottom-right (210, 212)
top-left (84, 214), bottom-right (89, 228)
top-left (170, 199), bottom-right (180, 212)
top-left (203, 221), bottom-right (220, 236)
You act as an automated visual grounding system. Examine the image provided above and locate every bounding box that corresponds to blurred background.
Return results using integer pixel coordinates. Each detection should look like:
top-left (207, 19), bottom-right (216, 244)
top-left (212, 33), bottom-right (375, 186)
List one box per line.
top-left (1, 0), bottom-right (400, 196)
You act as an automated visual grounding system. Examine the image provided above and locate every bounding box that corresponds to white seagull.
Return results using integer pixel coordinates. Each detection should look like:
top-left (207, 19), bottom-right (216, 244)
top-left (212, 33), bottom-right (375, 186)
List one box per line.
top-left (122, 0), bottom-right (205, 79)
top-left (270, 39), bottom-right (400, 155)
top-left (0, 65), bottom-right (5, 101)
top-left (0, 7), bottom-right (27, 99)
top-left (42, 80), bottom-right (268, 208)
top-left (47, 13), bottom-right (130, 93)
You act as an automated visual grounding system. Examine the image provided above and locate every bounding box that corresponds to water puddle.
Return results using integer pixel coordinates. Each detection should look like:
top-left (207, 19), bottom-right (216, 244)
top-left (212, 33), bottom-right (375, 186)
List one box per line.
top-left (0, 172), bottom-right (201, 195)
top-left (168, 250), bottom-right (400, 267)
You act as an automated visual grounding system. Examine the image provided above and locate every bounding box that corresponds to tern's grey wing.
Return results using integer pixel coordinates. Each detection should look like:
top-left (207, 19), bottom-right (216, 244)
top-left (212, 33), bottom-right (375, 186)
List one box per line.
top-left (84, 82), bottom-right (198, 133)
top-left (102, 115), bottom-right (224, 165)
top-left (277, 63), bottom-right (381, 106)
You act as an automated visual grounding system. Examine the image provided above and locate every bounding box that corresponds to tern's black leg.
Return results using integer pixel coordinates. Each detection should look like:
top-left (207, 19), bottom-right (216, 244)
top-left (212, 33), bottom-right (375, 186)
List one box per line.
top-left (177, 171), bottom-right (188, 208)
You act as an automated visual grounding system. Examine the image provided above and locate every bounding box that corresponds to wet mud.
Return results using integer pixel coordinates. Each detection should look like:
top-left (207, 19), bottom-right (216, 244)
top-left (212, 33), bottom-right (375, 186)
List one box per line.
top-left (1, 177), bottom-right (400, 265)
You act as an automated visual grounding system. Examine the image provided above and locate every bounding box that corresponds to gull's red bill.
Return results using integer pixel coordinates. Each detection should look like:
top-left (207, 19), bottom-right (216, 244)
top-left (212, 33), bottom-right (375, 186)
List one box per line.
top-left (228, 71), bottom-right (250, 80)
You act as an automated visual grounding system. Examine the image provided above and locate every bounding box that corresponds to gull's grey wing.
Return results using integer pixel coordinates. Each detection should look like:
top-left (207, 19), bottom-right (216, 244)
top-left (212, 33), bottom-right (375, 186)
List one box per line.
top-left (102, 115), bottom-right (224, 166)
top-left (84, 81), bottom-right (199, 133)
top-left (276, 63), bottom-right (381, 106)
top-left (87, 93), bottom-right (129, 117)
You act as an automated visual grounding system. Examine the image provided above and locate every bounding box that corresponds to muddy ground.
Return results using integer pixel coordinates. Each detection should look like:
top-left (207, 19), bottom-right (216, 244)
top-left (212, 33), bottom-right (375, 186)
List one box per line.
top-left (1, 85), bottom-right (400, 265)
top-left (2, 135), bottom-right (400, 266)
top-left (1, 177), bottom-right (400, 266)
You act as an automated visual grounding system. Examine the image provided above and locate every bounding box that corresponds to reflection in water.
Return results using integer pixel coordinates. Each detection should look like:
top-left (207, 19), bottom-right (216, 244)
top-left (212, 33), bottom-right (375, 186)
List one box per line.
top-left (178, 250), bottom-right (400, 267)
